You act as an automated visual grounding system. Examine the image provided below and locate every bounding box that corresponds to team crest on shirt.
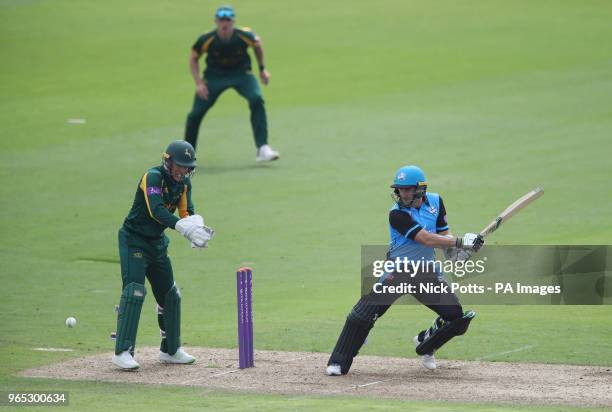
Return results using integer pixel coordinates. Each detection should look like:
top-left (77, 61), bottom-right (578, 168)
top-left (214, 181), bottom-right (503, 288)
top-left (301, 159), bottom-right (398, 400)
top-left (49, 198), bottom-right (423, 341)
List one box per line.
top-left (428, 206), bottom-right (437, 215)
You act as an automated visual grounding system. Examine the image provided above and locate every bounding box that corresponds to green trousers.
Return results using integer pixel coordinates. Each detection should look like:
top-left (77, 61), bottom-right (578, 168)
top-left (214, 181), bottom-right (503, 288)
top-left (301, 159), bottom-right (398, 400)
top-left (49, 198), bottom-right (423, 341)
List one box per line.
top-left (185, 71), bottom-right (268, 150)
top-left (116, 227), bottom-right (175, 353)
top-left (118, 227), bottom-right (174, 304)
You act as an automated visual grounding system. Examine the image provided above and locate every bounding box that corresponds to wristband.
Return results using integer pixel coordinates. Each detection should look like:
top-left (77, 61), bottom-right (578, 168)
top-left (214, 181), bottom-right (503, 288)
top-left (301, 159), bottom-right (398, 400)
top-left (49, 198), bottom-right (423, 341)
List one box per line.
top-left (259, 64), bottom-right (265, 72)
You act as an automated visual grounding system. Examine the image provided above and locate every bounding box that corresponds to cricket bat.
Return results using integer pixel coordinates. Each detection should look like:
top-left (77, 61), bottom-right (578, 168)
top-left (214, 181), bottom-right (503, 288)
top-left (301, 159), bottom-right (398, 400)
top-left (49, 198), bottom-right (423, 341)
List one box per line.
top-left (479, 187), bottom-right (544, 237)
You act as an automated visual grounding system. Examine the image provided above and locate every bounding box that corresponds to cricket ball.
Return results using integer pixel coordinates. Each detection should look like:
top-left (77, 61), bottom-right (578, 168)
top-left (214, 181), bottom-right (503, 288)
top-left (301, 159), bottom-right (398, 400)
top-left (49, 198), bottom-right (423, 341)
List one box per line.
top-left (65, 317), bottom-right (77, 328)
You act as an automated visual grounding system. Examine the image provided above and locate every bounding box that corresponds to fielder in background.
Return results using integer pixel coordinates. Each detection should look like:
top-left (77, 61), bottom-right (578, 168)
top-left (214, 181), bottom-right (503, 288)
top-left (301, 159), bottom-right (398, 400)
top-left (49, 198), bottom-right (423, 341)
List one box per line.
top-left (326, 165), bottom-right (484, 376)
top-left (113, 140), bottom-right (214, 370)
top-left (185, 5), bottom-right (279, 163)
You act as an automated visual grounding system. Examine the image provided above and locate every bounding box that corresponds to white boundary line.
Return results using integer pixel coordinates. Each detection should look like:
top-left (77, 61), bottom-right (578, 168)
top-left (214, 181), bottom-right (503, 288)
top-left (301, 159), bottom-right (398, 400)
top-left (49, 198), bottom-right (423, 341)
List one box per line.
top-left (32, 348), bottom-right (74, 352)
top-left (283, 355), bottom-right (314, 363)
top-left (475, 345), bottom-right (535, 361)
top-left (210, 369), bottom-right (240, 377)
top-left (354, 378), bottom-right (396, 388)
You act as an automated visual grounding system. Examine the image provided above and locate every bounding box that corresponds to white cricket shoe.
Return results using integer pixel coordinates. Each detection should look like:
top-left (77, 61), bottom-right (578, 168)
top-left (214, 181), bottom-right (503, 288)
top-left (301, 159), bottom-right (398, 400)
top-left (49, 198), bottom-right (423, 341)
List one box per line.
top-left (159, 347), bottom-right (196, 364)
top-left (112, 351), bottom-right (140, 370)
top-left (256, 144), bottom-right (280, 162)
top-left (413, 335), bottom-right (436, 370)
top-left (326, 363), bottom-right (342, 376)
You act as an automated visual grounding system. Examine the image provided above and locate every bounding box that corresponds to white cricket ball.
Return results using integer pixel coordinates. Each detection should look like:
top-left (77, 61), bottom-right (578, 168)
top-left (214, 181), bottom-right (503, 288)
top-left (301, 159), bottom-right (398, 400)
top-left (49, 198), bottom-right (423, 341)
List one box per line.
top-left (65, 317), bottom-right (77, 328)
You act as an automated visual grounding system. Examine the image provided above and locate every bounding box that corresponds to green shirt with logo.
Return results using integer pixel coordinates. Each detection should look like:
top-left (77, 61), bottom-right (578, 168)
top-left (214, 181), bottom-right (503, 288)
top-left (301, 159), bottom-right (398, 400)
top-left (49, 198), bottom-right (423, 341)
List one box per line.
top-left (192, 27), bottom-right (258, 76)
top-left (122, 165), bottom-right (194, 239)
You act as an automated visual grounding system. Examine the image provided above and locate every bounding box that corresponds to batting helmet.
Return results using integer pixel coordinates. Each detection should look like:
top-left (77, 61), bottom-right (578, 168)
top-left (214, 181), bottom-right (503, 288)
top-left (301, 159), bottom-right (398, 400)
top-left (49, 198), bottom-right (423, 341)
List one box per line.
top-left (391, 165), bottom-right (426, 188)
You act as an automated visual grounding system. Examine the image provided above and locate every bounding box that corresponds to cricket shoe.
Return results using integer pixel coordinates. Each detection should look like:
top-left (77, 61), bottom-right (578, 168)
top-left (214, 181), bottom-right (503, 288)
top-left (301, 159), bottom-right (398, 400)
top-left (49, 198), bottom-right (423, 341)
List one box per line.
top-left (326, 363), bottom-right (342, 376)
top-left (159, 347), bottom-right (196, 364)
top-left (256, 144), bottom-right (280, 162)
top-left (112, 351), bottom-right (140, 370)
top-left (413, 335), bottom-right (436, 370)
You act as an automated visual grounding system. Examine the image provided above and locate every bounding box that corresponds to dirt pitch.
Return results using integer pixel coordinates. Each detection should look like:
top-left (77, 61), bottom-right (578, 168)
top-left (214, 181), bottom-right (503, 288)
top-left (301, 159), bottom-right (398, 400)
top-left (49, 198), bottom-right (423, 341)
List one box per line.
top-left (21, 347), bottom-right (612, 407)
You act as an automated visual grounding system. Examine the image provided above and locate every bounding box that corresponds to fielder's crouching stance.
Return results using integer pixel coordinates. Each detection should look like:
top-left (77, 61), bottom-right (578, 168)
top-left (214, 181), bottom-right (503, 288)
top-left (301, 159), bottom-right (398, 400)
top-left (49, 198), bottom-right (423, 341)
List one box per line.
top-left (327, 165), bottom-right (484, 375)
top-left (113, 140), bottom-right (214, 370)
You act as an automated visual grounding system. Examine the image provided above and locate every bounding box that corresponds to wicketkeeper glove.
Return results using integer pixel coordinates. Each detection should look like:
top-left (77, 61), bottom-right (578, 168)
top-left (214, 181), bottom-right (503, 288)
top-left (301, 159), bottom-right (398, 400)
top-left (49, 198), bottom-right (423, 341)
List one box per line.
top-left (175, 215), bottom-right (214, 248)
top-left (191, 225), bottom-right (215, 249)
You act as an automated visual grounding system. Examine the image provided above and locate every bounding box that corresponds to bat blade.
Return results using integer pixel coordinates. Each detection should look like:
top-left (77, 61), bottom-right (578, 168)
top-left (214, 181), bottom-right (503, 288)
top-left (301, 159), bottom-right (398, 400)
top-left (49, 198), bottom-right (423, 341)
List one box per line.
top-left (480, 187), bottom-right (544, 237)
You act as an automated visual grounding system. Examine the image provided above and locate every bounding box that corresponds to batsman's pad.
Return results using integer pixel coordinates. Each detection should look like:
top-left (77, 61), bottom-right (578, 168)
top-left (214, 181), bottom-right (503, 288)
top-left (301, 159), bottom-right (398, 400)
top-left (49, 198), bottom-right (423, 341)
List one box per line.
top-left (327, 297), bottom-right (391, 374)
top-left (163, 283), bottom-right (181, 355)
top-left (115, 282), bottom-right (146, 355)
top-left (415, 310), bottom-right (475, 355)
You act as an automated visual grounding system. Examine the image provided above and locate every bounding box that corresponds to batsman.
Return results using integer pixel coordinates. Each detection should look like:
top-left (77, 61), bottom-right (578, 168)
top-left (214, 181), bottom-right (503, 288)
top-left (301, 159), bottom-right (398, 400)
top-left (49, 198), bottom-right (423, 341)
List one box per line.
top-left (113, 140), bottom-right (214, 370)
top-left (326, 165), bottom-right (484, 375)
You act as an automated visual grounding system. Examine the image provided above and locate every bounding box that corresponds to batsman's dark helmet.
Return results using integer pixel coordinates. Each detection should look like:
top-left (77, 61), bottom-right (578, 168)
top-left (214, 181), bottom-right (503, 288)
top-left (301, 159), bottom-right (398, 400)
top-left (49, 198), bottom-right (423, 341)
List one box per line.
top-left (163, 140), bottom-right (196, 168)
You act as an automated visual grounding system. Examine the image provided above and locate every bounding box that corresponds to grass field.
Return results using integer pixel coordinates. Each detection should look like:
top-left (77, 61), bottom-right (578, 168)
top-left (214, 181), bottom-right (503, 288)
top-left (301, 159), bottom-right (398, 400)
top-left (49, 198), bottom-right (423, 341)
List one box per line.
top-left (1, 0), bottom-right (612, 410)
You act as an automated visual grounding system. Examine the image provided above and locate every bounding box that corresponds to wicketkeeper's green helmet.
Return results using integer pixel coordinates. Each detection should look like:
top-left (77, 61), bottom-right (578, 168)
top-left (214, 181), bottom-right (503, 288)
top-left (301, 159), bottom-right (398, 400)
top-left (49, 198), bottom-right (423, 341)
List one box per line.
top-left (163, 140), bottom-right (196, 168)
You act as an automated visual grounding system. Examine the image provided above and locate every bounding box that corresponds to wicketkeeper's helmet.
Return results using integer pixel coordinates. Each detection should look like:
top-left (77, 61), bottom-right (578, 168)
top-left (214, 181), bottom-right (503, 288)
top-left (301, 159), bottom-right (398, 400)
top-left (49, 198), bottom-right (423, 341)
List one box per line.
top-left (163, 140), bottom-right (196, 168)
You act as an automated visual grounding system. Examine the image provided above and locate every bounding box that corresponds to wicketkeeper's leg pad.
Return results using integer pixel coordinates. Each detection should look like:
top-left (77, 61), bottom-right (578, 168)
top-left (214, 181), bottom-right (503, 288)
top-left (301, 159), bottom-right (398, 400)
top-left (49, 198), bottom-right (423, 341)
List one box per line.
top-left (115, 282), bottom-right (146, 355)
top-left (415, 310), bottom-right (475, 356)
top-left (163, 283), bottom-right (181, 355)
top-left (157, 304), bottom-right (168, 353)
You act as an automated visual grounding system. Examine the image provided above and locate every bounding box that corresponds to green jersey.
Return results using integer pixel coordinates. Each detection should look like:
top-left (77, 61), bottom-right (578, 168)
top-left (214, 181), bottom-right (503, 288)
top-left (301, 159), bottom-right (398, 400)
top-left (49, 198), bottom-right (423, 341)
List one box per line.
top-left (122, 165), bottom-right (194, 238)
top-left (192, 27), bottom-right (258, 76)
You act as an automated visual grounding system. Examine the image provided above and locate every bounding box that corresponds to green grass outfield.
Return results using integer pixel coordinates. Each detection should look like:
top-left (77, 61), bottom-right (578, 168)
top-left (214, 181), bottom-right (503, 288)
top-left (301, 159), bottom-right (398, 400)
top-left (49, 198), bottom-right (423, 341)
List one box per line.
top-left (1, 0), bottom-right (612, 410)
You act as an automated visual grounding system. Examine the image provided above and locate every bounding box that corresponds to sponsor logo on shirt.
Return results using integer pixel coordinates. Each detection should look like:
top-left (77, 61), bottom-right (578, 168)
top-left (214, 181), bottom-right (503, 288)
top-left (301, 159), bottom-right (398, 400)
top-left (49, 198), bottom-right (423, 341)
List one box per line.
top-left (147, 186), bottom-right (162, 195)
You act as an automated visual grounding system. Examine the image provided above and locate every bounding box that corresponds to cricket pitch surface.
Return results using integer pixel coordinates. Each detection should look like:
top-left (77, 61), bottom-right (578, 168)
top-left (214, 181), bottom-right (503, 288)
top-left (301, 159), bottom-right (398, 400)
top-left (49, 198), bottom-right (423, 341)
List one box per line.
top-left (21, 347), bottom-right (612, 407)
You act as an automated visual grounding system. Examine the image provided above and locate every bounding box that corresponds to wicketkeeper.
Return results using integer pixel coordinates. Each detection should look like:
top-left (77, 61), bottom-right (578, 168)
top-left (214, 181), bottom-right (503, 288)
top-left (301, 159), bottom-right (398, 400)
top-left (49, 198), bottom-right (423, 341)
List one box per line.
top-left (185, 5), bottom-right (279, 162)
top-left (326, 165), bottom-right (484, 375)
top-left (113, 140), bottom-right (214, 370)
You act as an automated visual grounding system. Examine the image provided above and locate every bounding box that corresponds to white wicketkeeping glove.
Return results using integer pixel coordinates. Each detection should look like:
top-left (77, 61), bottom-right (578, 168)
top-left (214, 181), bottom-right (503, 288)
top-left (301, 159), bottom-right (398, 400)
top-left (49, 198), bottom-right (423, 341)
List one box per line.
top-left (190, 227), bottom-right (212, 248)
top-left (174, 214), bottom-right (215, 249)
top-left (176, 214), bottom-right (212, 248)
top-left (191, 225), bottom-right (215, 249)
top-left (175, 216), bottom-right (200, 240)
top-left (188, 214), bottom-right (204, 227)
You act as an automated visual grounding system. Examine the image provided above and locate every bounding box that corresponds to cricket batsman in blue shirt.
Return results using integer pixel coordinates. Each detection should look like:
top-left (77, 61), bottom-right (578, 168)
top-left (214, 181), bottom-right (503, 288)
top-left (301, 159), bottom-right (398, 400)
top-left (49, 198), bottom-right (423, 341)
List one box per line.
top-left (326, 165), bottom-right (484, 375)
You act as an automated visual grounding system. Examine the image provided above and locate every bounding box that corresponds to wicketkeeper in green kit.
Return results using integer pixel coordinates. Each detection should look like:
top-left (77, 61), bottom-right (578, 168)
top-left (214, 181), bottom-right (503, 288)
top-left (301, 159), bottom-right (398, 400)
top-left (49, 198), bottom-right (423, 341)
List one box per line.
top-left (185, 5), bottom-right (280, 162)
top-left (113, 140), bottom-right (214, 370)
